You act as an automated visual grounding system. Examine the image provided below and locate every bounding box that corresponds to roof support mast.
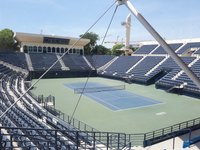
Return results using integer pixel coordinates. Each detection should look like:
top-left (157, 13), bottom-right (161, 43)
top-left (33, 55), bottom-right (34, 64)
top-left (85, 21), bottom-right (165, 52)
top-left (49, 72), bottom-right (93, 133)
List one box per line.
top-left (117, 0), bottom-right (200, 89)
top-left (121, 14), bottom-right (132, 55)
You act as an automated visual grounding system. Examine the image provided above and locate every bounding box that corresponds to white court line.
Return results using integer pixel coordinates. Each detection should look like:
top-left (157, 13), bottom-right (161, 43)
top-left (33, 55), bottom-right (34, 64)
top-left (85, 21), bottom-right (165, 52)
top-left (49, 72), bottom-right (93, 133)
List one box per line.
top-left (86, 93), bottom-right (121, 111)
top-left (65, 83), bottom-right (122, 111)
top-left (114, 102), bottom-right (166, 112)
top-left (115, 91), bottom-right (161, 103)
top-left (86, 93), bottom-right (166, 112)
top-left (65, 83), bottom-right (166, 112)
top-left (104, 91), bottom-right (164, 109)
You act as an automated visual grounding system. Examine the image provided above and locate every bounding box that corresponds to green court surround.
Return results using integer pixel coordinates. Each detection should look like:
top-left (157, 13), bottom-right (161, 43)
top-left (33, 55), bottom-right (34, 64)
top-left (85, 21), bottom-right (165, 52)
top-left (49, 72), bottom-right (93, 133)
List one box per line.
top-left (31, 77), bottom-right (200, 134)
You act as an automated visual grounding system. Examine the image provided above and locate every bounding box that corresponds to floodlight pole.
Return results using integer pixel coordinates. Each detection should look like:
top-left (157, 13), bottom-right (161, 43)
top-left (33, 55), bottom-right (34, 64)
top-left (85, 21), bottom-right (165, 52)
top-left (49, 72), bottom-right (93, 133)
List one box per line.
top-left (117, 0), bottom-right (200, 89)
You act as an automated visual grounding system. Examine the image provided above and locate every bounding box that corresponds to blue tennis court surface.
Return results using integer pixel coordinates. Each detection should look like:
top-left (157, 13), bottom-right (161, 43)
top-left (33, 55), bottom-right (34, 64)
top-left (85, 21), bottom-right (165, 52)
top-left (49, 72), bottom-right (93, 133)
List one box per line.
top-left (65, 82), bottom-right (162, 111)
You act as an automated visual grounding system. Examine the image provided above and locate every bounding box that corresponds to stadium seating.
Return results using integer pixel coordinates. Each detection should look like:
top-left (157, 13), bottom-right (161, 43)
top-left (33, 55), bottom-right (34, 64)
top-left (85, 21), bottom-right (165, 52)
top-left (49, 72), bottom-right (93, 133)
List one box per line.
top-left (155, 57), bottom-right (197, 92)
top-left (0, 52), bottom-right (28, 69)
top-left (0, 65), bottom-right (98, 149)
top-left (102, 56), bottom-right (143, 78)
top-left (85, 55), bottom-right (115, 69)
top-left (152, 43), bottom-right (182, 54)
top-left (194, 48), bottom-right (200, 54)
top-left (177, 42), bottom-right (200, 54)
top-left (62, 54), bottom-right (91, 71)
top-left (128, 56), bottom-right (165, 83)
top-left (1, 39), bottom-right (200, 148)
top-left (134, 44), bottom-right (158, 54)
top-left (176, 59), bottom-right (200, 94)
top-left (29, 53), bottom-right (62, 71)
top-left (151, 56), bottom-right (195, 78)
top-left (0, 62), bottom-right (130, 149)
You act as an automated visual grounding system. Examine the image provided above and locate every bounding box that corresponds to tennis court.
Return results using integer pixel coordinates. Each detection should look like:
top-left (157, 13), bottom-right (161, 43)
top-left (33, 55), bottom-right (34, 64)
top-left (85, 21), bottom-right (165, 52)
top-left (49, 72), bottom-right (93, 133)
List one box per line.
top-left (65, 82), bottom-right (162, 111)
top-left (31, 77), bottom-right (200, 133)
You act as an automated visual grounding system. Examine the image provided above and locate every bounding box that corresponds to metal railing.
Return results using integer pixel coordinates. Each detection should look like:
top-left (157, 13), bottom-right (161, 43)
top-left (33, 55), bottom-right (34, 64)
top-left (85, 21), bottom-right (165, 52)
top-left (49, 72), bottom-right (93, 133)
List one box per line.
top-left (0, 127), bottom-right (130, 150)
top-left (142, 117), bottom-right (200, 146)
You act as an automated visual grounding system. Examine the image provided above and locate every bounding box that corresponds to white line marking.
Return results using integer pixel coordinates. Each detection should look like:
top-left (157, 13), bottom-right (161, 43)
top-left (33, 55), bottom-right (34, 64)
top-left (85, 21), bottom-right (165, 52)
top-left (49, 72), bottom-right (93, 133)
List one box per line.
top-left (156, 112), bottom-right (167, 116)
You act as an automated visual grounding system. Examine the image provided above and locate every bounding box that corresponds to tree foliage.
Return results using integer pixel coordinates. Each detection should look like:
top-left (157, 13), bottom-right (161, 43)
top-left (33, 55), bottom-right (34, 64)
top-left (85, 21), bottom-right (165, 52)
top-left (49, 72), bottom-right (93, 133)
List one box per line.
top-left (93, 45), bottom-right (111, 55)
top-left (0, 29), bottom-right (16, 51)
top-left (80, 32), bottom-right (99, 55)
top-left (111, 43), bottom-right (124, 56)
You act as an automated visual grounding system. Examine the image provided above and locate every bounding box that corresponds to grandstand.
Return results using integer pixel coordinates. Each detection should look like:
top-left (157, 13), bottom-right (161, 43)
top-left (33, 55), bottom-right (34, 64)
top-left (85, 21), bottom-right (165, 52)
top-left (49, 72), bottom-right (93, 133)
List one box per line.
top-left (0, 36), bottom-right (199, 149)
top-left (1, 0), bottom-right (200, 149)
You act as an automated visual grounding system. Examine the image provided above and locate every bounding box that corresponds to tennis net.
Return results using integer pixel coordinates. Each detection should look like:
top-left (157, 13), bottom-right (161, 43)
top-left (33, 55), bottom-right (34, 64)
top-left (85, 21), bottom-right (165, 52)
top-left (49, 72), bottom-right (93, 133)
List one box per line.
top-left (74, 85), bottom-right (125, 94)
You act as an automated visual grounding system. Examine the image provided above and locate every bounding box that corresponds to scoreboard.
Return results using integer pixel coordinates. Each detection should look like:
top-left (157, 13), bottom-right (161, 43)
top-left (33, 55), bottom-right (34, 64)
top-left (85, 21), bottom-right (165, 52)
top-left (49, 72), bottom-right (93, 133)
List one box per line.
top-left (43, 37), bottom-right (70, 45)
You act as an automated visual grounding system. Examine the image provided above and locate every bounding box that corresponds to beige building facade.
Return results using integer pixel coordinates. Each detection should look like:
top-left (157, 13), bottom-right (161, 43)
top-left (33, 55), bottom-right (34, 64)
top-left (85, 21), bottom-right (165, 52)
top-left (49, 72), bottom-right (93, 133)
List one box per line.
top-left (15, 32), bottom-right (90, 55)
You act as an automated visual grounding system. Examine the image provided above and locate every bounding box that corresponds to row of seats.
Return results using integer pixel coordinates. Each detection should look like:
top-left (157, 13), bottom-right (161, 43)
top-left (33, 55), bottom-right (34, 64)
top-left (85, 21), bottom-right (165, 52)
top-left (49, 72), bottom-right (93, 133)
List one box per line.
top-left (95, 54), bottom-right (200, 95)
top-left (86, 55), bottom-right (115, 69)
top-left (0, 54), bottom-right (148, 149)
top-left (151, 43), bottom-right (182, 54)
top-left (133, 42), bottom-right (200, 54)
top-left (0, 52), bottom-right (28, 69)
top-left (5, 64), bottom-right (127, 149)
top-left (0, 53), bottom-right (93, 71)
top-left (134, 44), bottom-right (158, 54)
top-left (29, 53), bottom-right (92, 71)
top-left (1, 48), bottom-right (200, 97)
top-left (101, 56), bottom-right (165, 83)
top-left (61, 54), bottom-right (91, 71)
top-left (103, 56), bottom-right (143, 76)
top-left (177, 42), bottom-right (200, 54)
top-left (30, 53), bottom-right (62, 71)
top-left (0, 66), bottom-right (81, 149)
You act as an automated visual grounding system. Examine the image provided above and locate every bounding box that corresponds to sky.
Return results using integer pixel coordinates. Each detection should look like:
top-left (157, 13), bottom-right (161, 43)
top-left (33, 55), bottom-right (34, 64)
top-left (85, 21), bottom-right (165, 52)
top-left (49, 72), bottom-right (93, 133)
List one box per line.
top-left (1, 0), bottom-right (200, 47)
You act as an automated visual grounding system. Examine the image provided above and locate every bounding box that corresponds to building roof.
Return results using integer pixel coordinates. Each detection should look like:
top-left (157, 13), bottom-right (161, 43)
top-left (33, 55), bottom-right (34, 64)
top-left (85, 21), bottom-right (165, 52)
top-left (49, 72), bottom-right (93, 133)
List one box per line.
top-left (15, 32), bottom-right (90, 47)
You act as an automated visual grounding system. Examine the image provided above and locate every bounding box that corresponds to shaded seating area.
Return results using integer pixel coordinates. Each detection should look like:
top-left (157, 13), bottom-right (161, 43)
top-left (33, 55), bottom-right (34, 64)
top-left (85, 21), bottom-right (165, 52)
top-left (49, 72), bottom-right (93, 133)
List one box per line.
top-left (155, 57), bottom-right (199, 95)
top-left (134, 44), bottom-right (158, 54)
top-left (0, 52), bottom-right (28, 69)
top-left (127, 56), bottom-right (165, 83)
top-left (151, 57), bottom-right (195, 84)
top-left (62, 55), bottom-right (91, 71)
top-left (176, 59), bottom-right (200, 96)
top-left (86, 55), bottom-right (115, 69)
top-left (152, 43), bottom-right (182, 54)
top-left (29, 53), bottom-right (62, 71)
top-left (177, 42), bottom-right (200, 54)
top-left (102, 56), bottom-right (143, 78)
top-left (1, 48), bottom-right (200, 148)
top-left (193, 48), bottom-right (200, 54)
top-left (1, 46), bottom-right (200, 98)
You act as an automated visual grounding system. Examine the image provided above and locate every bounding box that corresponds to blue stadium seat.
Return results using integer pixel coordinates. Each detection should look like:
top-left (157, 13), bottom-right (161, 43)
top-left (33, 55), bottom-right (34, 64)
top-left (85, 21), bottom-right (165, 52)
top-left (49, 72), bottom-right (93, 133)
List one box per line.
top-left (134, 44), bottom-right (158, 54)
top-left (152, 43), bottom-right (182, 54)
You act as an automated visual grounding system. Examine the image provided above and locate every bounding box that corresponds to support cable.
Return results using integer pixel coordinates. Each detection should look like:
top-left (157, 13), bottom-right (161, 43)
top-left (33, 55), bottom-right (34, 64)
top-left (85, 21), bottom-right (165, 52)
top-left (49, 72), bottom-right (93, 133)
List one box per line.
top-left (0, 1), bottom-right (117, 119)
top-left (101, 5), bottom-right (118, 45)
top-left (69, 3), bottom-right (119, 124)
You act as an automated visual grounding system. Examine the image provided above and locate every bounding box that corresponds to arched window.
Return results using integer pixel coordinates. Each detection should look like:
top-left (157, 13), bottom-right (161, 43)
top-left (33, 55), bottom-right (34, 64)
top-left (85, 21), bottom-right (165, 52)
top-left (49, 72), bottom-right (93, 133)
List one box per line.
top-left (52, 47), bottom-right (55, 53)
top-left (28, 46), bottom-right (33, 53)
top-left (38, 46), bottom-right (42, 53)
top-left (43, 47), bottom-right (47, 53)
top-left (33, 46), bottom-right (37, 52)
top-left (47, 47), bottom-right (51, 53)
top-left (69, 49), bottom-right (72, 54)
top-left (73, 48), bottom-right (76, 54)
top-left (56, 47), bottom-right (60, 53)
top-left (61, 48), bottom-right (64, 53)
